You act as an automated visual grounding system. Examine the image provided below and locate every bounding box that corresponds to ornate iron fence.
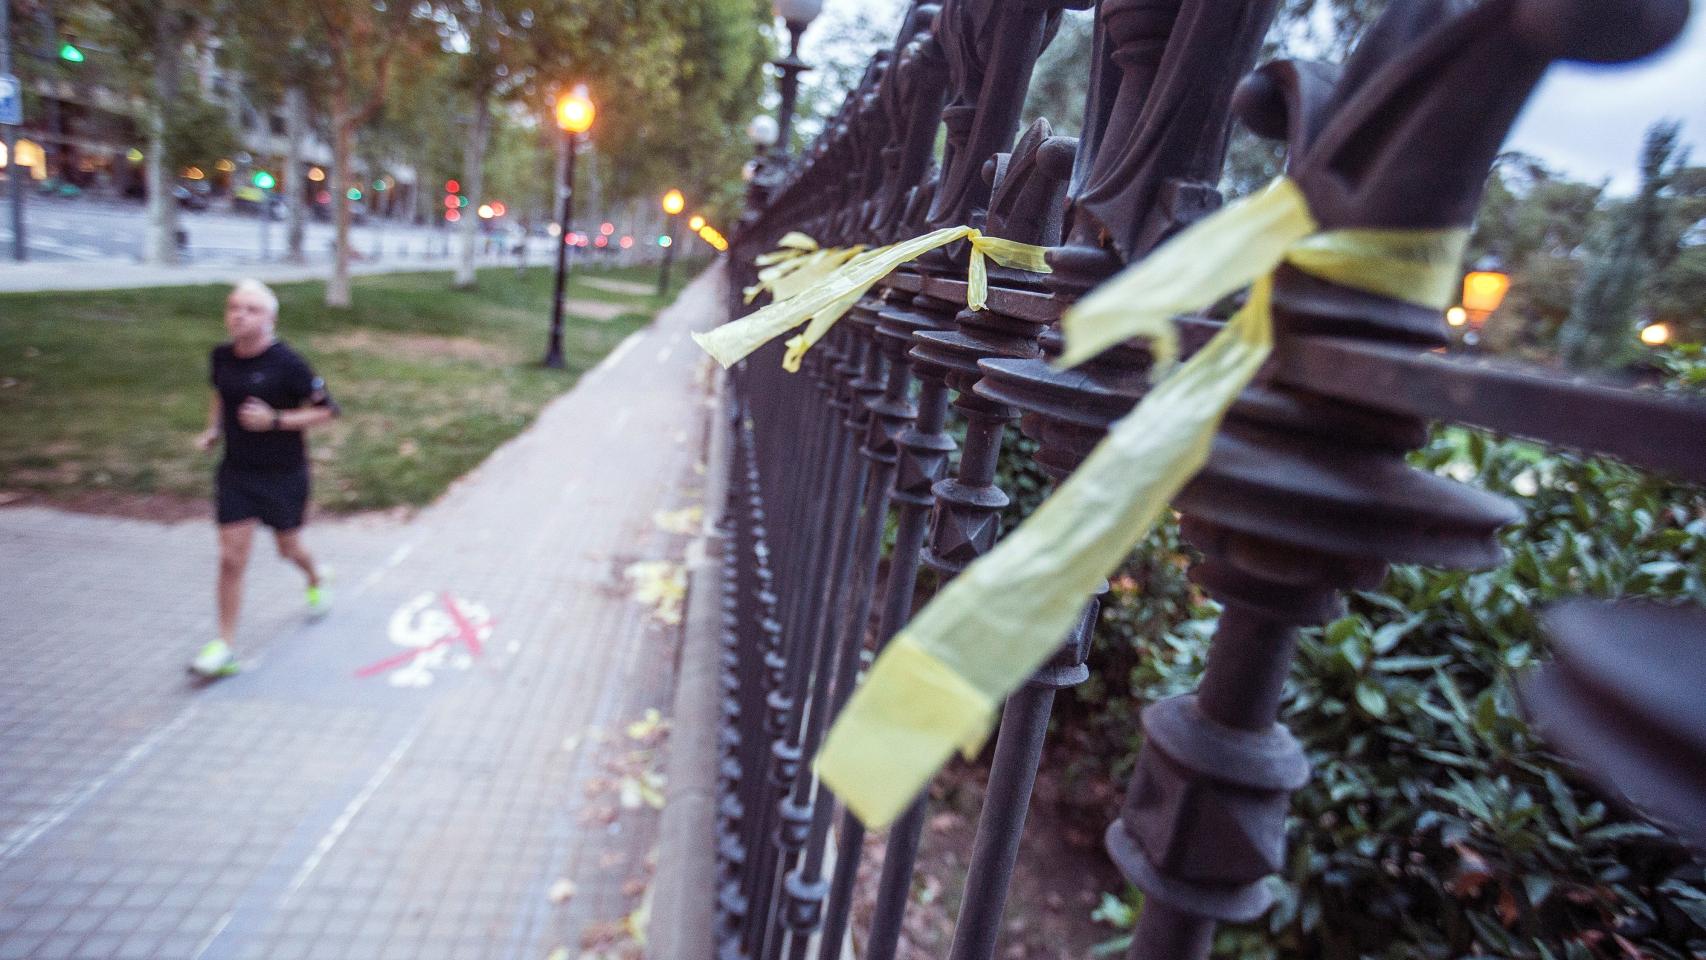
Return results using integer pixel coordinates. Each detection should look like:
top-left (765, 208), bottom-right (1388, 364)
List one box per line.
top-left (706, 1), bottom-right (1706, 959)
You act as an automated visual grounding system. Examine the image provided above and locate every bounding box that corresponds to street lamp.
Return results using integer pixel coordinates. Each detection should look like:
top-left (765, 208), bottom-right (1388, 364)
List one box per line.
top-left (689, 214), bottom-right (706, 232)
top-left (658, 188), bottom-right (684, 295)
top-left (770, 0), bottom-right (822, 158)
top-left (1459, 269), bottom-right (1510, 348)
top-left (1461, 269), bottom-right (1511, 326)
top-left (545, 83), bottom-right (595, 370)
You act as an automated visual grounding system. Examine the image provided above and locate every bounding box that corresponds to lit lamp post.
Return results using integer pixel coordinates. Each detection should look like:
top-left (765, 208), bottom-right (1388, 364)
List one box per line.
top-left (1448, 264), bottom-right (1511, 348)
top-left (742, 115), bottom-right (780, 216)
top-left (1640, 322), bottom-right (1672, 347)
top-left (544, 84), bottom-right (595, 369)
top-left (770, 0), bottom-right (822, 158)
top-left (658, 188), bottom-right (684, 295)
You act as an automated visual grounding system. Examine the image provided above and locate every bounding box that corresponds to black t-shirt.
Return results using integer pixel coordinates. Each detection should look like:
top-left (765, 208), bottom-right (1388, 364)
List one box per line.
top-left (209, 341), bottom-right (336, 470)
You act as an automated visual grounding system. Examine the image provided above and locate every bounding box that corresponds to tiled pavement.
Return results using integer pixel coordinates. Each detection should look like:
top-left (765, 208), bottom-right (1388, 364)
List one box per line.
top-left (0, 266), bottom-right (727, 959)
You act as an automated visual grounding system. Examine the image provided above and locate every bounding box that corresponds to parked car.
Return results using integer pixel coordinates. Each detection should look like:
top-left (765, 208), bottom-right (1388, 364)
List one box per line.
top-left (309, 195), bottom-right (368, 224)
top-left (232, 186), bottom-right (287, 220)
top-left (172, 181), bottom-right (210, 211)
top-left (36, 178), bottom-right (81, 199)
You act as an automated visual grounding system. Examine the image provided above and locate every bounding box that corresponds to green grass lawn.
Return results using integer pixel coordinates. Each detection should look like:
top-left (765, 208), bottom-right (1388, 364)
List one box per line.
top-left (0, 263), bottom-right (688, 513)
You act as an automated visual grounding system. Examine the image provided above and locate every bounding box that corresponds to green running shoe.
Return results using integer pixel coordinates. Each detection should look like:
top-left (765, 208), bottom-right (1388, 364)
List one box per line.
top-left (307, 580), bottom-right (333, 620)
top-left (190, 639), bottom-right (239, 678)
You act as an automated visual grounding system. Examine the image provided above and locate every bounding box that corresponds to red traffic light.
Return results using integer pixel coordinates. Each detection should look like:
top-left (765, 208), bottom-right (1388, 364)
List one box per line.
top-left (443, 195), bottom-right (459, 209)
top-left (445, 179), bottom-right (461, 194)
top-left (599, 222), bottom-right (614, 236)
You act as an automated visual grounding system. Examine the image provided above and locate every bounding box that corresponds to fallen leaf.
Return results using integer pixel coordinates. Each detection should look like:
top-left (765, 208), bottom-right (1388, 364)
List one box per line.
top-left (580, 921), bottom-right (627, 949)
top-left (626, 893), bottom-right (653, 949)
top-left (625, 708), bottom-right (670, 743)
top-left (579, 804), bottom-right (619, 827)
top-left (549, 879), bottom-right (578, 904)
top-left (624, 561), bottom-right (686, 625)
top-left (652, 506), bottom-right (703, 535)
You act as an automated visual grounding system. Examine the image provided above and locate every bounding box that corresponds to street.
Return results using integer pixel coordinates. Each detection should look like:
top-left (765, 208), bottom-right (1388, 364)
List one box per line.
top-left (0, 195), bottom-right (543, 267)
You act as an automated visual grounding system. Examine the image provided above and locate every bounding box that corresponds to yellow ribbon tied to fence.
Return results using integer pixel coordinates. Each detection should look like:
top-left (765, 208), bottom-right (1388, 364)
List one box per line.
top-left (694, 227), bottom-right (1052, 371)
top-left (813, 177), bottom-right (1469, 829)
top-left (744, 235), bottom-right (850, 304)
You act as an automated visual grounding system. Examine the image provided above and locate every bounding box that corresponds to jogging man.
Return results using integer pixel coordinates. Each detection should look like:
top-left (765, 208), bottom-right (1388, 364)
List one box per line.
top-left (191, 279), bottom-right (339, 677)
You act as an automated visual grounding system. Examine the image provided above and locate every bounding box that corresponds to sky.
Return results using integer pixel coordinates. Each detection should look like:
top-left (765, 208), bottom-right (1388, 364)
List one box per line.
top-left (805, 0), bottom-right (1704, 194)
top-left (1506, 0), bottom-right (1706, 193)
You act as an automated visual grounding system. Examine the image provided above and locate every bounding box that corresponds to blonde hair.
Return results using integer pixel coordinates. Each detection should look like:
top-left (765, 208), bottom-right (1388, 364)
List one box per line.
top-left (231, 278), bottom-right (279, 319)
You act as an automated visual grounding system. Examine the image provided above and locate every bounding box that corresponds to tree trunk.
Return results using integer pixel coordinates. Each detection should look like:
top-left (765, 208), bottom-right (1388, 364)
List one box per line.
top-left (142, 10), bottom-right (181, 265)
top-left (454, 95), bottom-right (492, 289)
top-left (284, 85), bottom-right (308, 263)
top-left (327, 104), bottom-right (353, 308)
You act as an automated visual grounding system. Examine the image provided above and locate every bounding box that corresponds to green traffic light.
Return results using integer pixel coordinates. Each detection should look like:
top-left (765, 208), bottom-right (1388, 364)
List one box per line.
top-left (59, 43), bottom-right (85, 62)
top-left (252, 171), bottom-right (276, 190)
top-left (347, 188), bottom-right (362, 201)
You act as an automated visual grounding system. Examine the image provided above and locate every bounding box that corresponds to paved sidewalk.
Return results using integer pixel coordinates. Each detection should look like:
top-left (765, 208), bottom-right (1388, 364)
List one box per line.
top-left (0, 266), bottom-right (727, 959)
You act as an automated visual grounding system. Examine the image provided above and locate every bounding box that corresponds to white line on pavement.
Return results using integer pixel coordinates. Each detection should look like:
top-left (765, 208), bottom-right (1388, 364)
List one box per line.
top-left (277, 720), bottom-right (426, 905)
top-left (0, 705), bottom-right (200, 862)
top-left (593, 329), bottom-right (646, 375)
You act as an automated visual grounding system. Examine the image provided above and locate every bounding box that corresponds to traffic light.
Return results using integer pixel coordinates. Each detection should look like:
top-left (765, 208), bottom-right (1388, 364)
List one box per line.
top-left (252, 171), bottom-right (276, 190)
top-left (445, 179), bottom-right (461, 193)
top-left (59, 43), bottom-right (85, 63)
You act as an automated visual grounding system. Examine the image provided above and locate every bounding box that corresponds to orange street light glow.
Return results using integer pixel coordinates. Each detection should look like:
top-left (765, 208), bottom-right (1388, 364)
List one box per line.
top-left (689, 215), bottom-right (706, 232)
top-left (1462, 271), bottom-right (1510, 316)
top-left (1641, 323), bottom-right (1671, 346)
top-left (662, 189), bottom-right (685, 215)
top-left (1446, 306), bottom-right (1468, 327)
top-left (555, 85), bottom-right (595, 134)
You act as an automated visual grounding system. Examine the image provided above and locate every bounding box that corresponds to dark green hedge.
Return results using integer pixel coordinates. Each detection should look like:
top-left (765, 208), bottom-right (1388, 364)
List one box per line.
top-left (995, 368), bottom-right (1706, 957)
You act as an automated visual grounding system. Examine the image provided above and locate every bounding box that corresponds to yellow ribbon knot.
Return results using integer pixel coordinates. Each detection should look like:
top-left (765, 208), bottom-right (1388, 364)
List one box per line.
top-left (813, 177), bottom-right (1469, 829)
top-left (695, 227), bottom-right (1053, 372)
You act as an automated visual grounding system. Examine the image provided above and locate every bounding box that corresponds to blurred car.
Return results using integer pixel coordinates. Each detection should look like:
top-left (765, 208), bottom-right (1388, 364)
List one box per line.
top-left (310, 195), bottom-right (368, 224)
top-left (36, 178), bottom-right (82, 198)
top-left (233, 185), bottom-right (287, 220)
top-left (172, 181), bottom-right (211, 211)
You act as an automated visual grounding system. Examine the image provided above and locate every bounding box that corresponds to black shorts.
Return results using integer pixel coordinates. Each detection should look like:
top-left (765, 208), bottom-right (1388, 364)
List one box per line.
top-left (216, 465), bottom-right (310, 530)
